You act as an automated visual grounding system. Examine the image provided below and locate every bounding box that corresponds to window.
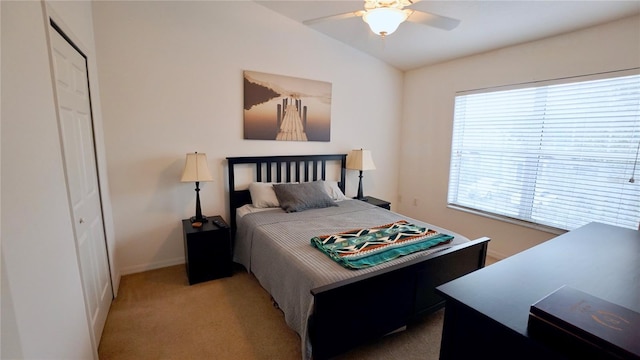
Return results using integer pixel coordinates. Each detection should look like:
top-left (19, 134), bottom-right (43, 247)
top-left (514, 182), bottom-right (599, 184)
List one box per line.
top-left (448, 72), bottom-right (640, 231)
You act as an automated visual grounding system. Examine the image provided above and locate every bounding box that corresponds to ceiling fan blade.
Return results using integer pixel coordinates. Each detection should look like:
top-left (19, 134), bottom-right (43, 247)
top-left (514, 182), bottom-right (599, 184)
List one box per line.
top-left (406, 10), bottom-right (460, 31)
top-left (303, 11), bottom-right (364, 26)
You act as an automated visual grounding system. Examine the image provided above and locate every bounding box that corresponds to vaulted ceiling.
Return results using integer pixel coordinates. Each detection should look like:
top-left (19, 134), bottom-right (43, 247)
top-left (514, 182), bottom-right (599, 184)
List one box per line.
top-left (258, 1), bottom-right (640, 71)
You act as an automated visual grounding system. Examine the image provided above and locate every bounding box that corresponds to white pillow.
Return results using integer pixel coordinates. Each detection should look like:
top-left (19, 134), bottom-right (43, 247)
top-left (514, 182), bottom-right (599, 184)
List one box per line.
top-left (248, 182), bottom-right (280, 208)
top-left (323, 180), bottom-right (348, 201)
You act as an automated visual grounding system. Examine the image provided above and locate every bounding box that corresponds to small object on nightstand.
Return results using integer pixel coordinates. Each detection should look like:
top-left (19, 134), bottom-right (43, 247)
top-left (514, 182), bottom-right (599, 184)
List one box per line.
top-left (191, 221), bottom-right (203, 228)
top-left (182, 216), bottom-right (232, 285)
top-left (211, 217), bottom-right (228, 228)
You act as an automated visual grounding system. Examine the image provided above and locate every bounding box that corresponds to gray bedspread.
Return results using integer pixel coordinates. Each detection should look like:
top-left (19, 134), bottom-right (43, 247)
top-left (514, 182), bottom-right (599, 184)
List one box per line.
top-left (233, 200), bottom-right (468, 359)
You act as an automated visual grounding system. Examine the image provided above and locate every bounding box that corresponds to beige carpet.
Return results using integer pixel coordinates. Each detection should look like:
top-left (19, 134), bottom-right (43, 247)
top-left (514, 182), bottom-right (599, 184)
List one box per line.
top-left (98, 264), bottom-right (448, 360)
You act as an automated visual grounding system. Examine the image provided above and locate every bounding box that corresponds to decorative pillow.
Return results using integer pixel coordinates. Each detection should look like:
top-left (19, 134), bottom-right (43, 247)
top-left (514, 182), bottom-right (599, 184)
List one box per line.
top-left (273, 181), bottom-right (338, 213)
top-left (248, 182), bottom-right (280, 208)
top-left (323, 180), bottom-right (348, 201)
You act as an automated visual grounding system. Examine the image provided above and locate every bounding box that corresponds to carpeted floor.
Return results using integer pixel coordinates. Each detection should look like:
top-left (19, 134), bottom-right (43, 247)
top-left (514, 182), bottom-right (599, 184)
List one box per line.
top-left (98, 263), bottom-right (472, 359)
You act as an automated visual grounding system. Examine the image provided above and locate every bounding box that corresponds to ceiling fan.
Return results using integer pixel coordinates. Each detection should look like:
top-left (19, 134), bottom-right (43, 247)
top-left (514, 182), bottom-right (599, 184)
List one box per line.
top-left (302, 0), bottom-right (461, 38)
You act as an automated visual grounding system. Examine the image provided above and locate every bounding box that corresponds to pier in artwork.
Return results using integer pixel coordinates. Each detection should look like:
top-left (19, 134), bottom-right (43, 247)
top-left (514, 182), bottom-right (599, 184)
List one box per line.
top-left (276, 97), bottom-right (308, 141)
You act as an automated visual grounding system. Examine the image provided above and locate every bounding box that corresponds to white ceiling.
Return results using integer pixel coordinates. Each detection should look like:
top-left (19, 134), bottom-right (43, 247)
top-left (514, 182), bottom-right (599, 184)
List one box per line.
top-left (257, 1), bottom-right (640, 71)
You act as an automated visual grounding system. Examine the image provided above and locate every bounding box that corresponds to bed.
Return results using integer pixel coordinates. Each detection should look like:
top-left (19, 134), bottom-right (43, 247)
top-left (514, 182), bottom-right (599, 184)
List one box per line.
top-left (226, 154), bottom-right (490, 359)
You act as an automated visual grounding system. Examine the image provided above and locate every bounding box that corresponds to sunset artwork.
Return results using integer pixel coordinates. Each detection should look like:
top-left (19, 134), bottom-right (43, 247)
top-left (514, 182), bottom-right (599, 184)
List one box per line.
top-left (243, 71), bottom-right (332, 141)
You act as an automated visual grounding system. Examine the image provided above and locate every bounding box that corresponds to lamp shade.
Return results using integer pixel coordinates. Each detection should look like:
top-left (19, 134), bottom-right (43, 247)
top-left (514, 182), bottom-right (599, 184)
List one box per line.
top-left (362, 7), bottom-right (408, 36)
top-left (181, 152), bottom-right (213, 182)
top-left (346, 149), bottom-right (376, 171)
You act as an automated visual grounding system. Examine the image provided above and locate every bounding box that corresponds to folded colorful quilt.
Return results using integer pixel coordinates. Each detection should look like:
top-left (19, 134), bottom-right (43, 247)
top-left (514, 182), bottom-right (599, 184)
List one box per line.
top-left (310, 220), bottom-right (453, 269)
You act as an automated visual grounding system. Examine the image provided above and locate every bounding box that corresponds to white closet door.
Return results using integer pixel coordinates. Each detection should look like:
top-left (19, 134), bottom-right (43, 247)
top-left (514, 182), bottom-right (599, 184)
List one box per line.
top-left (49, 25), bottom-right (113, 346)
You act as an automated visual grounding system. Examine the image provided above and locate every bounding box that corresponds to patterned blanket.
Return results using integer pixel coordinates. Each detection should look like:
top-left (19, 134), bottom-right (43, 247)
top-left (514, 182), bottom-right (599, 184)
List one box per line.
top-left (310, 220), bottom-right (453, 269)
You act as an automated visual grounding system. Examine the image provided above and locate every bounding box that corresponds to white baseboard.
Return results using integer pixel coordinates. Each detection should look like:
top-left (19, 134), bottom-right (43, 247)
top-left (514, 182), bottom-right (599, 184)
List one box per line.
top-left (119, 257), bottom-right (185, 276)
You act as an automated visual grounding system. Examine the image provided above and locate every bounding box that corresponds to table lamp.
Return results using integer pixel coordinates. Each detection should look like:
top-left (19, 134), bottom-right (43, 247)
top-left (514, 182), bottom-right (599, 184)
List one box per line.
top-left (346, 149), bottom-right (376, 200)
top-left (181, 152), bottom-right (213, 223)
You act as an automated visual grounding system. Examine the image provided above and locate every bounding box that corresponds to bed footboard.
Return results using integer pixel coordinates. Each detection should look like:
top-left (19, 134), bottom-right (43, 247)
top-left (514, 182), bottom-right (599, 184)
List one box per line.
top-left (308, 237), bottom-right (490, 360)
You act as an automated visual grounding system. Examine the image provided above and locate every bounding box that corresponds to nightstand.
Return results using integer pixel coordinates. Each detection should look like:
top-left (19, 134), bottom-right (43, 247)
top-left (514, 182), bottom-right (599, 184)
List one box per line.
top-left (182, 215), bottom-right (232, 285)
top-left (359, 196), bottom-right (391, 210)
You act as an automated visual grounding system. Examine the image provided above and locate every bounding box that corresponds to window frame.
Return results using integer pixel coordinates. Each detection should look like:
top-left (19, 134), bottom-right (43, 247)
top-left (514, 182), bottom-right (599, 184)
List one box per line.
top-left (447, 68), bottom-right (640, 233)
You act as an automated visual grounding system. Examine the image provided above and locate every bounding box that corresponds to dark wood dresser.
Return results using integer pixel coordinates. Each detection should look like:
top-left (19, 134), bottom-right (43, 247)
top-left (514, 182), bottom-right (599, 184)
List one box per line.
top-left (436, 222), bottom-right (640, 360)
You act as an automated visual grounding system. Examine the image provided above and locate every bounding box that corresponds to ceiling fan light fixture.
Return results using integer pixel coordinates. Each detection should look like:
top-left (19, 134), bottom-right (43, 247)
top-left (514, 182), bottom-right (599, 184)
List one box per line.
top-left (362, 7), bottom-right (408, 36)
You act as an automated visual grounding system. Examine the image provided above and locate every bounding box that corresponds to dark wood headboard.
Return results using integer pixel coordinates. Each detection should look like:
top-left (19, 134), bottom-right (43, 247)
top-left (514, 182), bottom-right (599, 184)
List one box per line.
top-left (226, 154), bottom-right (347, 231)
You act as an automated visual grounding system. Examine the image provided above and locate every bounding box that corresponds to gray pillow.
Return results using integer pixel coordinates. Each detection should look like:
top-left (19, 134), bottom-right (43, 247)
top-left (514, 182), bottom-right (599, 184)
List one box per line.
top-left (272, 181), bottom-right (338, 213)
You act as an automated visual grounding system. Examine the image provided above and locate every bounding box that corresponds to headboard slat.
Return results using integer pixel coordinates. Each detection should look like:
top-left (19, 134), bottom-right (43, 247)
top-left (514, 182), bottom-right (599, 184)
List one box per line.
top-left (266, 161), bottom-right (272, 182)
top-left (312, 160), bottom-right (318, 180)
top-left (256, 162), bottom-right (262, 182)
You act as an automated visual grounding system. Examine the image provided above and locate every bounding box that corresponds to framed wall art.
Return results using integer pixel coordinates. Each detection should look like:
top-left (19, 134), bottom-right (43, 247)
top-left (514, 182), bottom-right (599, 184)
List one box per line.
top-left (243, 70), bottom-right (332, 142)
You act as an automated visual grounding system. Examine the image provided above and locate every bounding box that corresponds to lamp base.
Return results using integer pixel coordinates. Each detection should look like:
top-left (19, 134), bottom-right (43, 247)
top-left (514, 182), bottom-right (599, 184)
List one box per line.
top-left (191, 181), bottom-right (208, 224)
top-left (356, 170), bottom-right (365, 200)
top-left (190, 215), bottom-right (208, 223)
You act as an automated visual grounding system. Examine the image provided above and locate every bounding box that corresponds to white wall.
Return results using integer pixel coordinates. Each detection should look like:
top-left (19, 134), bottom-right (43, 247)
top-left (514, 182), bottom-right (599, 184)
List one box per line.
top-left (1, 0), bottom-right (114, 358)
top-left (400, 15), bottom-right (640, 259)
top-left (92, 1), bottom-right (403, 274)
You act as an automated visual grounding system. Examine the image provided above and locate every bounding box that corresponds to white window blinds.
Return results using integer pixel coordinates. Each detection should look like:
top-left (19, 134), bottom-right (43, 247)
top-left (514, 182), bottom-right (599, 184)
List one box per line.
top-left (448, 72), bottom-right (640, 231)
